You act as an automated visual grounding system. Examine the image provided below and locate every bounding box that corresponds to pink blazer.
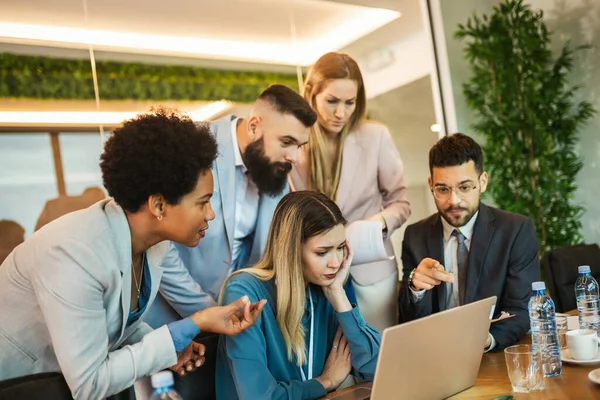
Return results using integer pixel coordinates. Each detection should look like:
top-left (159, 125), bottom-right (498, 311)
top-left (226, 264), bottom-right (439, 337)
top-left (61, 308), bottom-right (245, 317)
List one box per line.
top-left (289, 122), bottom-right (411, 285)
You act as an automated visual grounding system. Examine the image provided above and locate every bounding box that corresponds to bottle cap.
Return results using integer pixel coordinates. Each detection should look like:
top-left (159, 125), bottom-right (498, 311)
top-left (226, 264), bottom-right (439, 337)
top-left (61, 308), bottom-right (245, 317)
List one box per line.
top-left (532, 281), bottom-right (546, 291)
top-left (579, 265), bottom-right (591, 273)
top-left (151, 371), bottom-right (174, 389)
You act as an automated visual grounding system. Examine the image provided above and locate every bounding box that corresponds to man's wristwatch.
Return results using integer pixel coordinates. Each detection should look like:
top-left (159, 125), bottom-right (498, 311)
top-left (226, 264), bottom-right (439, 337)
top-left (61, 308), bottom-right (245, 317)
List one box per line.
top-left (408, 268), bottom-right (418, 290)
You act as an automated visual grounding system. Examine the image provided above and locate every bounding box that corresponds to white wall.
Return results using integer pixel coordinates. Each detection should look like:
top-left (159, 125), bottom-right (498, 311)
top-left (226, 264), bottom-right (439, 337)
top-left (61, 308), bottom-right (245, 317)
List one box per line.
top-left (356, 30), bottom-right (433, 100)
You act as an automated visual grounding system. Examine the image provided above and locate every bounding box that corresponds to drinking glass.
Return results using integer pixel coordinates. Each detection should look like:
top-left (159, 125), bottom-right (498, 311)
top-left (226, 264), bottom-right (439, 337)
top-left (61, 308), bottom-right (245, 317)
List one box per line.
top-left (504, 344), bottom-right (545, 393)
top-left (556, 316), bottom-right (568, 350)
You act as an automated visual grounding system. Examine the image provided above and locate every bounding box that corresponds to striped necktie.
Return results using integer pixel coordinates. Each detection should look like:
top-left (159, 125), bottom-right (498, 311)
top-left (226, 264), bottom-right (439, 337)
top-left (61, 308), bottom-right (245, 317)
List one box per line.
top-left (452, 229), bottom-right (469, 305)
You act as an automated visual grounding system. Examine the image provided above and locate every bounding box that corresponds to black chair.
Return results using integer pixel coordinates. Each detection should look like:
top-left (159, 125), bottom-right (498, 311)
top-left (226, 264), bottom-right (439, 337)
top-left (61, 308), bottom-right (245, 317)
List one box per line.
top-left (543, 243), bottom-right (600, 313)
top-left (0, 373), bottom-right (71, 400)
top-left (173, 332), bottom-right (219, 400)
top-left (0, 372), bottom-right (136, 400)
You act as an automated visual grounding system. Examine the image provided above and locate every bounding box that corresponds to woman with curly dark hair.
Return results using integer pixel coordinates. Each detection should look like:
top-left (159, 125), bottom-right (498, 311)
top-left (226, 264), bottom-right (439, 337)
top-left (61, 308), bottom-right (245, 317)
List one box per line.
top-left (0, 108), bottom-right (266, 399)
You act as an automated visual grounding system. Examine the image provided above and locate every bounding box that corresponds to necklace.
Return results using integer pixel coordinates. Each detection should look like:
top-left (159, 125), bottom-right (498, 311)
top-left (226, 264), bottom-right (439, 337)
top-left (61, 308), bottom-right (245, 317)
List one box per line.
top-left (132, 253), bottom-right (144, 298)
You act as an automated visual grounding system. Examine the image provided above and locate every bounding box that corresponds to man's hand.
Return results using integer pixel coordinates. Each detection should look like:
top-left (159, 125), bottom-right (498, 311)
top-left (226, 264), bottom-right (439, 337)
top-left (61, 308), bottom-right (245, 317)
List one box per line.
top-left (190, 295), bottom-right (267, 336)
top-left (410, 258), bottom-right (454, 291)
top-left (170, 341), bottom-right (206, 377)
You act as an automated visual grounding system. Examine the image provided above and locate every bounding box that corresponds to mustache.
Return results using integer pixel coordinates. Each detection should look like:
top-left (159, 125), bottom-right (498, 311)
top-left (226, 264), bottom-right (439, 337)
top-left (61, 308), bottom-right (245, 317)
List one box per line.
top-left (274, 162), bottom-right (292, 173)
top-left (444, 206), bottom-right (468, 213)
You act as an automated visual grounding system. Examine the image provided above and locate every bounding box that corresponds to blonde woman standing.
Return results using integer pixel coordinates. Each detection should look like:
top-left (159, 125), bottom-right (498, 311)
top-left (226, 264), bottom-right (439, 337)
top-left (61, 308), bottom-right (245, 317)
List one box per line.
top-left (215, 191), bottom-right (380, 399)
top-left (289, 52), bottom-right (411, 331)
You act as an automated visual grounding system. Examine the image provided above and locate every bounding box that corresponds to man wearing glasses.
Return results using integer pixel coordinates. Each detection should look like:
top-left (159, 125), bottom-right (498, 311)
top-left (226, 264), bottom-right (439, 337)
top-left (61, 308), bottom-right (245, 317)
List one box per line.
top-left (398, 133), bottom-right (540, 351)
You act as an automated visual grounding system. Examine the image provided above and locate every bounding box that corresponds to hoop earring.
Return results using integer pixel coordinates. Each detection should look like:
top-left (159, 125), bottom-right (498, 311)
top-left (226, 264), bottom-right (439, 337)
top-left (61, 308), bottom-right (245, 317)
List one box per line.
top-left (157, 215), bottom-right (163, 221)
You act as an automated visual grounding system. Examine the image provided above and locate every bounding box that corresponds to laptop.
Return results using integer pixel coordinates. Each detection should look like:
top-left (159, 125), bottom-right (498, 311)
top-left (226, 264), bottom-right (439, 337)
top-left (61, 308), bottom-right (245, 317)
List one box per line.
top-left (324, 296), bottom-right (497, 400)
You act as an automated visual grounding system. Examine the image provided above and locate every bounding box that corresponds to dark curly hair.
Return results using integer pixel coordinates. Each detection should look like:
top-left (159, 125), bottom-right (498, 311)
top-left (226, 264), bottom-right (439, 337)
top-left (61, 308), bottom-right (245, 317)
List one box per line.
top-left (100, 107), bottom-right (218, 213)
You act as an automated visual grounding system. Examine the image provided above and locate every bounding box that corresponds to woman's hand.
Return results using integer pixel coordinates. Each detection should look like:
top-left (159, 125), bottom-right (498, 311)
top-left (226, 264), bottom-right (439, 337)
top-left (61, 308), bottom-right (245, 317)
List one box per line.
top-left (322, 242), bottom-right (353, 312)
top-left (315, 327), bottom-right (351, 391)
top-left (170, 341), bottom-right (206, 376)
top-left (331, 241), bottom-right (353, 291)
top-left (190, 296), bottom-right (267, 335)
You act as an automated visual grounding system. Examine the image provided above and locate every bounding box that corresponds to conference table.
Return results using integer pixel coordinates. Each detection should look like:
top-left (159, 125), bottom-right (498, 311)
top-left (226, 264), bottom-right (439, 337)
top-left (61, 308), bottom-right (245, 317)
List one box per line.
top-left (322, 310), bottom-right (600, 399)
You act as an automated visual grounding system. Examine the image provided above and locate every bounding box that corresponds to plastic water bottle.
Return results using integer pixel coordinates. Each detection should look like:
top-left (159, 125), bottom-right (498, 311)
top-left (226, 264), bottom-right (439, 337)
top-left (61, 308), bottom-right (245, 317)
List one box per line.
top-left (529, 281), bottom-right (562, 377)
top-left (575, 265), bottom-right (600, 333)
top-left (150, 371), bottom-right (183, 400)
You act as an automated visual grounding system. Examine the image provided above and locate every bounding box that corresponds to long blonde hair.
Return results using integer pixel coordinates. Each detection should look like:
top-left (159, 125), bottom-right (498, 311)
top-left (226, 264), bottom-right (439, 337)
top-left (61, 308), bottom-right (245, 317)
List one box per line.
top-left (303, 52), bottom-right (367, 199)
top-left (220, 191), bottom-right (347, 365)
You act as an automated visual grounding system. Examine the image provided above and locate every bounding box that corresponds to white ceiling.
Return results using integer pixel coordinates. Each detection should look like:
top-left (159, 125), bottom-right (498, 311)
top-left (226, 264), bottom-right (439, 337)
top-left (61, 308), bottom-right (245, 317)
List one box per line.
top-left (0, 0), bottom-right (413, 65)
top-left (341, 0), bottom-right (423, 59)
top-left (0, 0), bottom-right (365, 42)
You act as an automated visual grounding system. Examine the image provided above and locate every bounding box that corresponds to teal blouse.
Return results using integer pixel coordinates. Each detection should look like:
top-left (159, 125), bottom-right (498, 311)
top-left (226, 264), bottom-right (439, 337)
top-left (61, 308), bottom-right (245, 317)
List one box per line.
top-left (216, 273), bottom-right (380, 400)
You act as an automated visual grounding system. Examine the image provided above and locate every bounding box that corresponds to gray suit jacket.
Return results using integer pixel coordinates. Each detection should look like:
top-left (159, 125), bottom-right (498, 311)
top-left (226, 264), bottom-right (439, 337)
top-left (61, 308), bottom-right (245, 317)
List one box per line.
top-left (0, 199), bottom-right (177, 399)
top-left (145, 116), bottom-right (284, 327)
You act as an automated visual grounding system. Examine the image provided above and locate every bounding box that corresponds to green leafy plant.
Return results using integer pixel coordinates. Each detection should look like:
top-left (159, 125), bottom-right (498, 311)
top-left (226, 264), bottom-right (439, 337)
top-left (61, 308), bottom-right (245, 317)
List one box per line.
top-left (455, 0), bottom-right (595, 255)
top-left (0, 53), bottom-right (299, 102)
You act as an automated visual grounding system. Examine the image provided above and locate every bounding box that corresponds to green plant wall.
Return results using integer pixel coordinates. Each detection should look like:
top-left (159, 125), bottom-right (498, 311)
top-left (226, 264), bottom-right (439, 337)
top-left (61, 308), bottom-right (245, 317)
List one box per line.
top-left (0, 53), bottom-right (299, 102)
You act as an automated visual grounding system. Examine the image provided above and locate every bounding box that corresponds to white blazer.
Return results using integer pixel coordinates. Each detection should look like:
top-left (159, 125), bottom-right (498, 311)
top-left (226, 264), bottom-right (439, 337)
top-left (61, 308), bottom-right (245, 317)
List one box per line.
top-left (0, 199), bottom-right (177, 399)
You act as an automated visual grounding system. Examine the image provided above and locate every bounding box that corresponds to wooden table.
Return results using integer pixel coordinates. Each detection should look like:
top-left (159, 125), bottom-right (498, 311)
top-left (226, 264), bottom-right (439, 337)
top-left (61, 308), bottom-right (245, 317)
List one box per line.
top-left (324, 311), bottom-right (600, 399)
top-left (450, 339), bottom-right (600, 399)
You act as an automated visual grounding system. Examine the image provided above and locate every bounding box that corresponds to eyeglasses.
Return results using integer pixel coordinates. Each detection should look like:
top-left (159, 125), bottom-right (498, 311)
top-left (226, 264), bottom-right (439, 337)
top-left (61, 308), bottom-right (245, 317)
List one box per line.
top-left (431, 182), bottom-right (478, 201)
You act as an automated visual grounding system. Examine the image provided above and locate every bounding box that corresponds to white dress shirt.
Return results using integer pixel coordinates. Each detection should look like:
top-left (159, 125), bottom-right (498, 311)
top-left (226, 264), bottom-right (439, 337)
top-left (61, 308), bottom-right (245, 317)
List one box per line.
top-left (409, 211), bottom-right (496, 350)
top-left (230, 118), bottom-right (260, 274)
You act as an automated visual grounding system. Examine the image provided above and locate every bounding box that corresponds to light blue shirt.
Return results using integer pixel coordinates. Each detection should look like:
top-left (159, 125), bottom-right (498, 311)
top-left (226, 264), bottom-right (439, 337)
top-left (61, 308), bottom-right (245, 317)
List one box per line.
top-left (216, 273), bottom-right (380, 400)
top-left (230, 117), bottom-right (260, 273)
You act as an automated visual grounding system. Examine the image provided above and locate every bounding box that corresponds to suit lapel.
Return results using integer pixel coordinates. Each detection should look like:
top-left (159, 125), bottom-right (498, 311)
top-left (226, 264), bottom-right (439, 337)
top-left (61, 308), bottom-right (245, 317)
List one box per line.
top-left (426, 216), bottom-right (447, 311)
top-left (336, 133), bottom-right (362, 211)
top-left (465, 203), bottom-right (495, 303)
top-left (213, 116), bottom-right (237, 254)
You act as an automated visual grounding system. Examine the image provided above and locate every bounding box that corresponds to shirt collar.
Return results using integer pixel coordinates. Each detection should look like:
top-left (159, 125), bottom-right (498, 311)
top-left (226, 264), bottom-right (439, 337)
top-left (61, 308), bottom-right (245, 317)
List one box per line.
top-left (231, 117), bottom-right (246, 171)
top-left (441, 210), bottom-right (479, 242)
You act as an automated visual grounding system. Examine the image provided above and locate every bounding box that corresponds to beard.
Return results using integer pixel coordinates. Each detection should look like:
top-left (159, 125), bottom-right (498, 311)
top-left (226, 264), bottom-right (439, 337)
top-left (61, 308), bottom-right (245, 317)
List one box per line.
top-left (439, 201), bottom-right (480, 228)
top-left (243, 138), bottom-right (292, 197)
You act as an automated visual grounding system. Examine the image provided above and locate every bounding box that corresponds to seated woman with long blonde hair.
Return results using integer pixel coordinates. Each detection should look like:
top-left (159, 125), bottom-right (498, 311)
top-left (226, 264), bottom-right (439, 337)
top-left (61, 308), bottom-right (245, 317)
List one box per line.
top-left (216, 191), bottom-right (380, 399)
